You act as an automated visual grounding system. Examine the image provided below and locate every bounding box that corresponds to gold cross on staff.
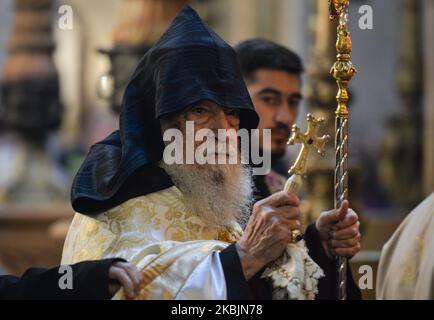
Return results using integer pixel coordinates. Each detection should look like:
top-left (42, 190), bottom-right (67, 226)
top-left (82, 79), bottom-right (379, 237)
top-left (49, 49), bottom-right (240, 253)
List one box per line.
top-left (287, 113), bottom-right (330, 176)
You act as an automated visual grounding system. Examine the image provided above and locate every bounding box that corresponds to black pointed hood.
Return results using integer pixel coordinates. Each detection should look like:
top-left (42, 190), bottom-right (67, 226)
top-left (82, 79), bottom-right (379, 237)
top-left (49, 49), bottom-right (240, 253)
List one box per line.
top-left (71, 6), bottom-right (259, 215)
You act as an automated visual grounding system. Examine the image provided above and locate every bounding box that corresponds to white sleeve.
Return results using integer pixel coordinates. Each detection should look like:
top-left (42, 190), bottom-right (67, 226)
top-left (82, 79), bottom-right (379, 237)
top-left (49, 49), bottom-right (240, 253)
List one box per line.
top-left (175, 251), bottom-right (227, 300)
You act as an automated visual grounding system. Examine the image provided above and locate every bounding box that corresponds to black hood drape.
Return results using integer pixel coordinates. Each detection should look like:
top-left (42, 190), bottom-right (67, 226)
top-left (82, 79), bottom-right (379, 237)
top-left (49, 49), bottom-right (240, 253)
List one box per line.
top-left (71, 6), bottom-right (259, 215)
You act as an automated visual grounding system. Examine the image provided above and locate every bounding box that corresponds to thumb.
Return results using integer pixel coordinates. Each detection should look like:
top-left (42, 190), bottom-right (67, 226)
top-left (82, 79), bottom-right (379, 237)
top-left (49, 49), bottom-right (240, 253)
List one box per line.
top-left (337, 200), bottom-right (349, 221)
top-left (324, 200), bottom-right (348, 224)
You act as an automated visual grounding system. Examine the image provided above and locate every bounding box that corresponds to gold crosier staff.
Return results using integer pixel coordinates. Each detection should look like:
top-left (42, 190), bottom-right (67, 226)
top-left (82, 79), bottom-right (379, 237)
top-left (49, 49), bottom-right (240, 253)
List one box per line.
top-left (262, 1), bottom-right (356, 300)
top-left (329, 0), bottom-right (357, 300)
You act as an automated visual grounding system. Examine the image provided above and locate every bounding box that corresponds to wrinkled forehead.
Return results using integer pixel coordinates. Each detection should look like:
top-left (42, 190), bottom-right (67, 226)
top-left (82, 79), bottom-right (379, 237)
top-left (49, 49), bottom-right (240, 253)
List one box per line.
top-left (161, 99), bottom-right (237, 120)
top-left (186, 100), bottom-right (239, 112)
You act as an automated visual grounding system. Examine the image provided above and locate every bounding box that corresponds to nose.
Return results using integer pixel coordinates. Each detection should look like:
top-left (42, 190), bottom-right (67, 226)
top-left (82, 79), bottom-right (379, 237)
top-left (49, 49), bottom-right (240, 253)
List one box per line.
top-left (210, 110), bottom-right (237, 131)
top-left (274, 103), bottom-right (295, 127)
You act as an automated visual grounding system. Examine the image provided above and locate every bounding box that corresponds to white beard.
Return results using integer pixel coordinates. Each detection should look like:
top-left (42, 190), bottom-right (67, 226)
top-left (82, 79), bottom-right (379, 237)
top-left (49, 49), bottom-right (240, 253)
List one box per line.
top-left (160, 162), bottom-right (253, 228)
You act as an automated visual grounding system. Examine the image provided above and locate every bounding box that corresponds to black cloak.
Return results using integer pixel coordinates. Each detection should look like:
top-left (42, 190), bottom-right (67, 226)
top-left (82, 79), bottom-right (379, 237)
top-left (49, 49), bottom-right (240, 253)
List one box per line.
top-left (71, 6), bottom-right (259, 215)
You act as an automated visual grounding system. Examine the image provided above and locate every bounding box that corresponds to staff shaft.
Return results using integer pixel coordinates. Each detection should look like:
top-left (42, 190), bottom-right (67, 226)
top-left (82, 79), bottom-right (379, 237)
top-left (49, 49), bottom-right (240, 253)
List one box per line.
top-left (328, 0), bottom-right (356, 300)
top-left (335, 115), bottom-right (349, 300)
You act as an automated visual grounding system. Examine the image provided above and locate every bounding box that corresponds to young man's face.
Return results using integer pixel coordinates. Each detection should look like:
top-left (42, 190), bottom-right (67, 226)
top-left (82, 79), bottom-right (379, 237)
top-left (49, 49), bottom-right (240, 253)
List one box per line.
top-left (246, 69), bottom-right (302, 159)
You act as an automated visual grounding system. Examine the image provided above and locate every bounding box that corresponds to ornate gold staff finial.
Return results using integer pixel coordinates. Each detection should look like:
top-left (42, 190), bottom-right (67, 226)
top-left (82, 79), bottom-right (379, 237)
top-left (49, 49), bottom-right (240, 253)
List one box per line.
top-left (329, 0), bottom-right (357, 118)
top-left (329, 0), bottom-right (348, 21)
top-left (328, 0), bottom-right (357, 300)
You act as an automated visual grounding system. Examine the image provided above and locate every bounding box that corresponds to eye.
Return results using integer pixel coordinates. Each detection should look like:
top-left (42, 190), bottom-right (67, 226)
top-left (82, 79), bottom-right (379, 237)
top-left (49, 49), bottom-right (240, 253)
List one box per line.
top-left (288, 97), bottom-right (301, 109)
top-left (261, 96), bottom-right (281, 106)
top-left (191, 105), bottom-right (208, 114)
top-left (225, 109), bottom-right (240, 117)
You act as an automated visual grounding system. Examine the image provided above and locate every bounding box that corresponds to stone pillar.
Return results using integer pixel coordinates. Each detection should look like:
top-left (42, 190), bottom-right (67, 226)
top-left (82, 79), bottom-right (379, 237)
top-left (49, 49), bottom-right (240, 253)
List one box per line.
top-left (97, 0), bottom-right (188, 113)
top-left (0, 0), bottom-right (72, 275)
top-left (422, 0), bottom-right (434, 196)
top-left (378, 0), bottom-right (424, 209)
top-left (1, 0), bottom-right (61, 134)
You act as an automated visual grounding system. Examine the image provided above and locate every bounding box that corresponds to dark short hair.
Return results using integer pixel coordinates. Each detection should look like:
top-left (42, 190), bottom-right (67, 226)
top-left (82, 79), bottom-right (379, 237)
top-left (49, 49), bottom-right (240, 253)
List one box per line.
top-left (234, 38), bottom-right (304, 82)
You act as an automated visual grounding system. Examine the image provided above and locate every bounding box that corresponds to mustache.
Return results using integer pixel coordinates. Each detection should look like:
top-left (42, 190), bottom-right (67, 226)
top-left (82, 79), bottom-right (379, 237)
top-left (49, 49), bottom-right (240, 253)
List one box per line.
top-left (271, 123), bottom-right (290, 135)
top-left (197, 136), bottom-right (239, 155)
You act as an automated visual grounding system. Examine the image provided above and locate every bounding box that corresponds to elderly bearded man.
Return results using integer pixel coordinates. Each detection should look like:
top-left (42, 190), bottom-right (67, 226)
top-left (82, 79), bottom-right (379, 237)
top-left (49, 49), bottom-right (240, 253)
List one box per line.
top-left (62, 6), bottom-right (361, 300)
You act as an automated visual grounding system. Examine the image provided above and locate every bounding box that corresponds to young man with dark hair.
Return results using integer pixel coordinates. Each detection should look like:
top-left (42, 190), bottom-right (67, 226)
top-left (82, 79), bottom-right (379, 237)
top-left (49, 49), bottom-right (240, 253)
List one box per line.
top-left (235, 38), bottom-right (304, 199)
